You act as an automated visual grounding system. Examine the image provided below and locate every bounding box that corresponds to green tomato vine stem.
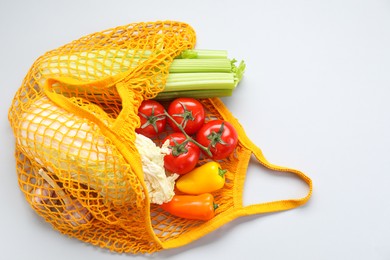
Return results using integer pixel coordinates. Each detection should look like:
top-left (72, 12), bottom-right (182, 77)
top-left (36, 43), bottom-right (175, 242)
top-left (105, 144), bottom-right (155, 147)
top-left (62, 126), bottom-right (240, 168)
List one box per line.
top-left (164, 110), bottom-right (213, 157)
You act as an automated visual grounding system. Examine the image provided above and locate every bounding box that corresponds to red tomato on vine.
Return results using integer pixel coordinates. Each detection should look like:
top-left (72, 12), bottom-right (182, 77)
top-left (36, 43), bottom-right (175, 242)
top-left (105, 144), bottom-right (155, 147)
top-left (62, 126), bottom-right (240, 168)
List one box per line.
top-left (163, 133), bottom-right (200, 174)
top-left (196, 120), bottom-right (238, 160)
top-left (167, 98), bottom-right (205, 135)
top-left (136, 100), bottom-right (166, 138)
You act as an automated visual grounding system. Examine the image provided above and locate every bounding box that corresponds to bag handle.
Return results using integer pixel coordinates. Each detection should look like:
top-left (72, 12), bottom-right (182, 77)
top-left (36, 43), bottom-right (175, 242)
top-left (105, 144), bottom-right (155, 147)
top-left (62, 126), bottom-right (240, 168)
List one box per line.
top-left (237, 141), bottom-right (313, 216)
top-left (207, 98), bottom-right (313, 216)
top-left (42, 77), bottom-right (146, 181)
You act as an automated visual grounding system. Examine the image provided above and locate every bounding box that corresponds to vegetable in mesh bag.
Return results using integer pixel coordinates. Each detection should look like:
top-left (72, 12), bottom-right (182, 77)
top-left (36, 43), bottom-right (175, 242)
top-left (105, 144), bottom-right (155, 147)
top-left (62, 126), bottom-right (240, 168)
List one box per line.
top-left (35, 168), bottom-right (93, 227)
top-left (16, 96), bottom-right (178, 205)
top-left (38, 49), bottom-right (245, 100)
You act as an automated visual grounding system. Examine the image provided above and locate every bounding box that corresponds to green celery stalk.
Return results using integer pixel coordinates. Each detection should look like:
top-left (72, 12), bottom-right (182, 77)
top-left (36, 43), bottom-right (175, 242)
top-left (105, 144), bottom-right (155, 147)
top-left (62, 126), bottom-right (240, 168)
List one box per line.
top-left (168, 59), bottom-right (232, 73)
top-left (165, 73), bottom-right (235, 92)
top-left (155, 89), bottom-right (234, 100)
top-left (178, 49), bottom-right (228, 59)
top-left (39, 49), bottom-right (245, 100)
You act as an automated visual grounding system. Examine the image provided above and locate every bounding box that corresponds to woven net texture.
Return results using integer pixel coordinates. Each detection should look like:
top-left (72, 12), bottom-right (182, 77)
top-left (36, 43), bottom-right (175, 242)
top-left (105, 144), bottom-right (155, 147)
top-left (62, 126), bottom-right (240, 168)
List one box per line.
top-left (8, 21), bottom-right (248, 253)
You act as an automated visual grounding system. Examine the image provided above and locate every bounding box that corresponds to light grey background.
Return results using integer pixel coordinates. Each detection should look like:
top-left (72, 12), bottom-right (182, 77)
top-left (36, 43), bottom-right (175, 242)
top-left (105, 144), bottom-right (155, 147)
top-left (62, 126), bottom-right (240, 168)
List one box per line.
top-left (1, 0), bottom-right (389, 259)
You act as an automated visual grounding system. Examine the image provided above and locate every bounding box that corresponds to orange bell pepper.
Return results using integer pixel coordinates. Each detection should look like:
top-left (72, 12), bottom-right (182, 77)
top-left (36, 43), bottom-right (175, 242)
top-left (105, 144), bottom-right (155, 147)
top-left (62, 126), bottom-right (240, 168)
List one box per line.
top-left (161, 193), bottom-right (218, 221)
top-left (176, 161), bottom-right (227, 195)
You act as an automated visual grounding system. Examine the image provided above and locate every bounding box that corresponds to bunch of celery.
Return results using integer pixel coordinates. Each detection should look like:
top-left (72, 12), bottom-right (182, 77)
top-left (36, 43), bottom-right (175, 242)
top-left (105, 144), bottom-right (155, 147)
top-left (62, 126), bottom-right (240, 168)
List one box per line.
top-left (39, 49), bottom-right (245, 100)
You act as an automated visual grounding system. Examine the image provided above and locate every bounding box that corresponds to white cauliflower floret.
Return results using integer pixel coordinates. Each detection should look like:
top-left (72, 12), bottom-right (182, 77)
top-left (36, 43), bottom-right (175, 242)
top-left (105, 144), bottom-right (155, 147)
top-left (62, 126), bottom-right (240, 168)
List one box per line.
top-left (135, 133), bottom-right (178, 205)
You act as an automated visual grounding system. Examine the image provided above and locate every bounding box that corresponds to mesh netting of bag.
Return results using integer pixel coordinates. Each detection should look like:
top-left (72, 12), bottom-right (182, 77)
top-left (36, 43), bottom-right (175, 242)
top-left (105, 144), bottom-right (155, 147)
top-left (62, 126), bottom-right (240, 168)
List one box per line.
top-left (8, 21), bottom-right (204, 253)
top-left (8, 20), bottom-right (299, 254)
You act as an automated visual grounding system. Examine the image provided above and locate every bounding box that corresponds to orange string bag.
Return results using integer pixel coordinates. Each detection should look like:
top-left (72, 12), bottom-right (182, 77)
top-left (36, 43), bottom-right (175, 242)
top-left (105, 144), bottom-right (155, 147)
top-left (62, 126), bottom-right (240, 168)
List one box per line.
top-left (8, 21), bottom-right (312, 254)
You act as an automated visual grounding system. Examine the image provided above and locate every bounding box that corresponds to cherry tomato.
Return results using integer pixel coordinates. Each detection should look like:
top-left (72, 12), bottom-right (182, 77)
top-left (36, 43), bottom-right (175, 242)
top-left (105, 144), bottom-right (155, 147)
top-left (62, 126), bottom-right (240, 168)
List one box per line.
top-left (136, 100), bottom-right (166, 138)
top-left (163, 133), bottom-right (200, 174)
top-left (167, 98), bottom-right (205, 135)
top-left (196, 120), bottom-right (238, 160)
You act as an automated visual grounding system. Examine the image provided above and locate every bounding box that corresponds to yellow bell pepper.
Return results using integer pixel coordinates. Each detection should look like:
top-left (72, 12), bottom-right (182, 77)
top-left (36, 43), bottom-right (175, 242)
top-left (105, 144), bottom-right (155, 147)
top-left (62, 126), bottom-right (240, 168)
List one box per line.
top-left (176, 161), bottom-right (227, 195)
